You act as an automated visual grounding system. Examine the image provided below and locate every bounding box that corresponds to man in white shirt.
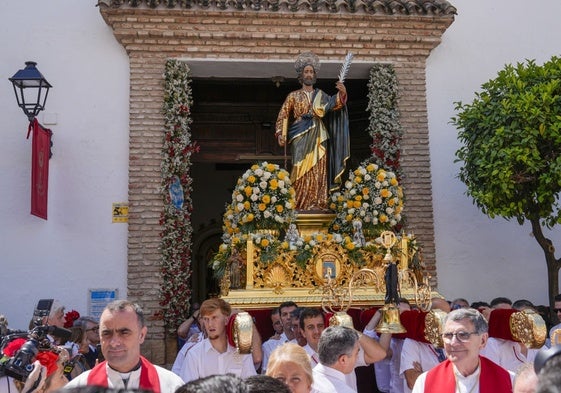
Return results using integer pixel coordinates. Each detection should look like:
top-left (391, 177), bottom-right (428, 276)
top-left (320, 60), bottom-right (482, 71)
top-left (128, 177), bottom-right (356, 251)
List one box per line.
top-left (301, 308), bottom-right (389, 391)
top-left (261, 307), bottom-right (284, 374)
top-left (312, 326), bottom-right (360, 393)
top-left (363, 300), bottom-right (411, 393)
top-left (180, 298), bottom-right (257, 382)
top-left (278, 301), bottom-right (298, 343)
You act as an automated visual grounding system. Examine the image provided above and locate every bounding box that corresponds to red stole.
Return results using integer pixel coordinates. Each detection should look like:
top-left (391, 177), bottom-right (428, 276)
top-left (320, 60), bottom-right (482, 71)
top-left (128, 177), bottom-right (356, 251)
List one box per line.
top-left (87, 356), bottom-right (161, 393)
top-left (424, 356), bottom-right (511, 393)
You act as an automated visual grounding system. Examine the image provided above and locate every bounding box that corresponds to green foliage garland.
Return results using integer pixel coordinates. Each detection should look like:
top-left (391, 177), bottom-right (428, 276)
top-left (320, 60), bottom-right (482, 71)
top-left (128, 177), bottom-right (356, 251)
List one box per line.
top-left (159, 59), bottom-right (199, 332)
top-left (366, 64), bottom-right (403, 179)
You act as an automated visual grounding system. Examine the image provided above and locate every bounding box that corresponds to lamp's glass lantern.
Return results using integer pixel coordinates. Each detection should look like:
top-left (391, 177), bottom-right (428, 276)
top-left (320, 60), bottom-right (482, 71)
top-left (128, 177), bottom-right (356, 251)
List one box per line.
top-left (9, 61), bottom-right (52, 122)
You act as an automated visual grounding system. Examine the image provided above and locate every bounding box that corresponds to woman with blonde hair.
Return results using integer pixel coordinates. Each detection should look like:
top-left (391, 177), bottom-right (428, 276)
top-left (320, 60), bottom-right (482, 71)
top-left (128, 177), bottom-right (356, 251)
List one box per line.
top-left (266, 343), bottom-right (313, 393)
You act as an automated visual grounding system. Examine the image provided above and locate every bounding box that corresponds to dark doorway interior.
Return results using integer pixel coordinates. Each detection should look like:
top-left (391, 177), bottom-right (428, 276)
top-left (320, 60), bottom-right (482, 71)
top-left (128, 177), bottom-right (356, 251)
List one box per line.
top-left (189, 78), bottom-right (371, 304)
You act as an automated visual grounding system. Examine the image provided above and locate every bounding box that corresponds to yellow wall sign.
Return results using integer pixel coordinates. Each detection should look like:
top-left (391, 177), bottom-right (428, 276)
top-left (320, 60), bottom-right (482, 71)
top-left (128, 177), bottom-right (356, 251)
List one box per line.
top-left (112, 203), bottom-right (129, 223)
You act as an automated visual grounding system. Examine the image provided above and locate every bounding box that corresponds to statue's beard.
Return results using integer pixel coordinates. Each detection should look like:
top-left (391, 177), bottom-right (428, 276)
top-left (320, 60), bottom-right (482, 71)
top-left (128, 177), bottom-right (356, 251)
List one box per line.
top-left (303, 75), bottom-right (316, 86)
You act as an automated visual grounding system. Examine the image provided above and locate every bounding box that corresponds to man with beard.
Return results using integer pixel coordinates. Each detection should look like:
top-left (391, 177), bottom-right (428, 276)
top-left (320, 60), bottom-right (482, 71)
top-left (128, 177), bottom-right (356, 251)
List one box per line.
top-left (275, 51), bottom-right (349, 211)
top-left (180, 298), bottom-right (257, 382)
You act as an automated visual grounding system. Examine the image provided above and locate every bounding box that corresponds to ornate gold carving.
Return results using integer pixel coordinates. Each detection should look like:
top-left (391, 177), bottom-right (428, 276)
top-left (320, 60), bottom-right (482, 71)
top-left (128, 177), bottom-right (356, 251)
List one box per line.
top-left (220, 270), bottom-right (231, 296)
top-left (424, 309), bottom-right (447, 348)
top-left (264, 264), bottom-right (290, 294)
top-left (551, 328), bottom-right (561, 346)
top-left (219, 216), bottom-right (436, 309)
top-left (510, 309), bottom-right (547, 349)
top-left (295, 212), bottom-right (336, 237)
top-left (232, 312), bottom-right (254, 354)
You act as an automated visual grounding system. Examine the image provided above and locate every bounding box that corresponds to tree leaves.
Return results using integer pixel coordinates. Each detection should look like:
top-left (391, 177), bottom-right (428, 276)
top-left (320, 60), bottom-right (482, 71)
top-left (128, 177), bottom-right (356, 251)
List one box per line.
top-left (452, 56), bottom-right (561, 228)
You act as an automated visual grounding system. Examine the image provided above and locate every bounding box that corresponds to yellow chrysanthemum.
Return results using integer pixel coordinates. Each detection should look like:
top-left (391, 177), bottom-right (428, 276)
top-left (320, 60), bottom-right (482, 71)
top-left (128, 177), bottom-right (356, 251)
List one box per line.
top-left (390, 178), bottom-right (398, 186)
top-left (258, 203), bottom-right (267, 211)
top-left (261, 238), bottom-right (270, 247)
top-left (246, 213), bottom-right (254, 222)
top-left (281, 241), bottom-right (289, 249)
top-left (366, 163), bottom-right (376, 172)
top-left (316, 234), bottom-right (324, 242)
top-left (346, 242), bottom-right (355, 250)
top-left (269, 179), bottom-right (278, 190)
top-left (380, 189), bottom-right (391, 198)
top-left (388, 198), bottom-right (395, 207)
top-left (244, 201), bottom-right (251, 210)
top-left (251, 164), bottom-right (259, 170)
top-left (362, 187), bottom-right (369, 195)
top-left (353, 200), bottom-right (361, 208)
top-left (345, 214), bottom-right (353, 222)
top-left (244, 186), bottom-right (252, 197)
top-left (266, 163), bottom-right (276, 172)
top-left (355, 176), bottom-right (363, 184)
top-left (247, 175), bottom-right (256, 184)
top-left (377, 171), bottom-right (387, 182)
top-left (278, 171), bottom-right (286, 180)
top-left (276, 205), bottom-right (284, 213)
top-left (262, 195), bottom-right (271, 204)
top-left (379, 214), bottom-right (388, 223)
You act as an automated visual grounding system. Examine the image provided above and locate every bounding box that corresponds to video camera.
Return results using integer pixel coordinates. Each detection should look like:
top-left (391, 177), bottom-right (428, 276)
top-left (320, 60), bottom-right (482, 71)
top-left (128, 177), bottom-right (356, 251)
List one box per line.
top-left (0, 299), bottom-right (71, 382)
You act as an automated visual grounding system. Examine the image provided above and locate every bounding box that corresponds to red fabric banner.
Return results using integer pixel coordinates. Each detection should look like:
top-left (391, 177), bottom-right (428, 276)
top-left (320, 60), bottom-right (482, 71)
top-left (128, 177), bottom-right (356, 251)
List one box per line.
top-left (28, 119), bottom-right (52, 220)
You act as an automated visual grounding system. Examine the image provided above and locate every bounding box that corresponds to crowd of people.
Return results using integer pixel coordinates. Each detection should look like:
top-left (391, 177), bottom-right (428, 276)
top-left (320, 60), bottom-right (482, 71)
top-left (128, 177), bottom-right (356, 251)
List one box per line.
top-left (1, 294), bottom-right (561, 393)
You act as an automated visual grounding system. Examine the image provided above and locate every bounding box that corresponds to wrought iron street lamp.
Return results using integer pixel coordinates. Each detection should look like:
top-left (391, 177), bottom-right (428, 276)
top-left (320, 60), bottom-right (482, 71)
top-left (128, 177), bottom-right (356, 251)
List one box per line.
top-left (9, 61), bottom-right (53, 220)
top-left (9, 61), bottom-right (52, 122)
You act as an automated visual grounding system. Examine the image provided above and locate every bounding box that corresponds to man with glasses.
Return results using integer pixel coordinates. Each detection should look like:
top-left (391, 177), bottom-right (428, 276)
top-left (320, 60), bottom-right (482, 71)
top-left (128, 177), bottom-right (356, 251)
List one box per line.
top-left (74, 316), bottom-right (101, 368)
top-left (411, 308), bottom-right (512, 393)
top-left (549, 294), bottom-right (561, 344)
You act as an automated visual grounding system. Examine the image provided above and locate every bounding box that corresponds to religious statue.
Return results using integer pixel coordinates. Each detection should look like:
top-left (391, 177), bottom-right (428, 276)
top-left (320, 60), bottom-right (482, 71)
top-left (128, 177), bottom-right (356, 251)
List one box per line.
top-left (275, 51), bottom-right (350, 211)
top-left (352, 219), bottom-right (366, 247)
top-left (284, 223), bottom-right (300, 248)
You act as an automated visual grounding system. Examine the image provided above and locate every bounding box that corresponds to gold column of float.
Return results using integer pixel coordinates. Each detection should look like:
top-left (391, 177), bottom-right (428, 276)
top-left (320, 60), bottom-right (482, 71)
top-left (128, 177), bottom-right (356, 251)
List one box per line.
top-left (400, 236), bottom-right (408, 270)
top-left (246, 238), bottom-right (254, 289)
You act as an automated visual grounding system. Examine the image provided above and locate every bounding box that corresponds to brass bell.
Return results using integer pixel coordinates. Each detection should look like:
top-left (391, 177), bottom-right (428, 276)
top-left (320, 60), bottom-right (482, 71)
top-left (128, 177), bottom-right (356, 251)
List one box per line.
top-left (375, 304), bottom-right (407, 334)
top-left (329, 312), bottom-right (355, 329)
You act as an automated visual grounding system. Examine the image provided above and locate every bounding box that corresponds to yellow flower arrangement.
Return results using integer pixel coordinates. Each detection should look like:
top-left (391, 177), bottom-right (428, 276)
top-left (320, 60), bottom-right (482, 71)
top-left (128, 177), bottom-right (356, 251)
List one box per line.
top-left (330, 161), bottom-right (404, 236)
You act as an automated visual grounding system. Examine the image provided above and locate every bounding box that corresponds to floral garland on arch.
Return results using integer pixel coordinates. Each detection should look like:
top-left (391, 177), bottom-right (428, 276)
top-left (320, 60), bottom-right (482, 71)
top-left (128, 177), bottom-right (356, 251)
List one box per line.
top-left (159, 59), bottom-right (199, 333)
top-left (366, 63), bottom-right (403, 180)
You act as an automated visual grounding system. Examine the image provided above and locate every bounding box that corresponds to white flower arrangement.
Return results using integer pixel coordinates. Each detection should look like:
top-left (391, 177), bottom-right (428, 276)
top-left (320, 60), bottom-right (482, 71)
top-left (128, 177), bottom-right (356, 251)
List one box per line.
top-left (223, 162), bottom-right (296, 237)
top-left (330, 161), bottom-right (404, 236)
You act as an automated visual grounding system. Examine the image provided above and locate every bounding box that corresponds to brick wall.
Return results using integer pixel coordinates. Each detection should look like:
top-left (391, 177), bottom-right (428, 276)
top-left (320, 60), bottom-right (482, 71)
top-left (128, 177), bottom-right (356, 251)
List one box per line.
top-left (99, 5), bottom-right (454, 364)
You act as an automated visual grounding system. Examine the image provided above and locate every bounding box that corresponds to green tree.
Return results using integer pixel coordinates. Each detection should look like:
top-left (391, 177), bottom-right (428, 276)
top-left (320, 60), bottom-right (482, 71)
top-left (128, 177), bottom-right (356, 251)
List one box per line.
top-left (452, 56), bottom-right (561, 314)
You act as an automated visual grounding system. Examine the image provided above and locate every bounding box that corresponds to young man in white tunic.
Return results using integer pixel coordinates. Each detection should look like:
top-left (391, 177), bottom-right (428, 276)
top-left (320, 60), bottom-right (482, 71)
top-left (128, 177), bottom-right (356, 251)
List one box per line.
top-left (180, 298), bottom-right (257, 382)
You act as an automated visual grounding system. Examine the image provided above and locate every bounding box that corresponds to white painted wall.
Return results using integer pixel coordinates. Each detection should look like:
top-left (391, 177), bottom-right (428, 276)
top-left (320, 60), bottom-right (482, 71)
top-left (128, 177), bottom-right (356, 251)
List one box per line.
top-left (1, 0), bottom-right (560, 330)
top-left (427, 0), bottom-right (561, 306)
top-left (0, 1), bottom-right (130, 329)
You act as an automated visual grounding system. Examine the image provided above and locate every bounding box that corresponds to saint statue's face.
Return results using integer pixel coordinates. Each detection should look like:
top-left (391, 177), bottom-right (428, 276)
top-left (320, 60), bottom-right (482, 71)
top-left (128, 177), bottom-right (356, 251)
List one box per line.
top-left (301, 65), bottom-right (316, 86)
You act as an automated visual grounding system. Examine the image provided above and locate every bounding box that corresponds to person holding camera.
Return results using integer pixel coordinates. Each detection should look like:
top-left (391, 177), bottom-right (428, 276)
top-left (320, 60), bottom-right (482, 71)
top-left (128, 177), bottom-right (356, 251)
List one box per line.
top-left (0, 340), bottom-right (70, 393)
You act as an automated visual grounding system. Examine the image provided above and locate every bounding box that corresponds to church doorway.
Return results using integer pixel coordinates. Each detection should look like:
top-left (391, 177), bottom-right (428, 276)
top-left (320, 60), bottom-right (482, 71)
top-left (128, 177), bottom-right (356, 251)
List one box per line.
top-left (189, 77), bottom-right (370, 303)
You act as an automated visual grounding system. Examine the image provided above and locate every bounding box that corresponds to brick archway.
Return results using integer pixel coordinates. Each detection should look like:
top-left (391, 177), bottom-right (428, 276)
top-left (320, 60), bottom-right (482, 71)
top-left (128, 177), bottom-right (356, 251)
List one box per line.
top-left (99, 0), bottom-right (455, 364)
